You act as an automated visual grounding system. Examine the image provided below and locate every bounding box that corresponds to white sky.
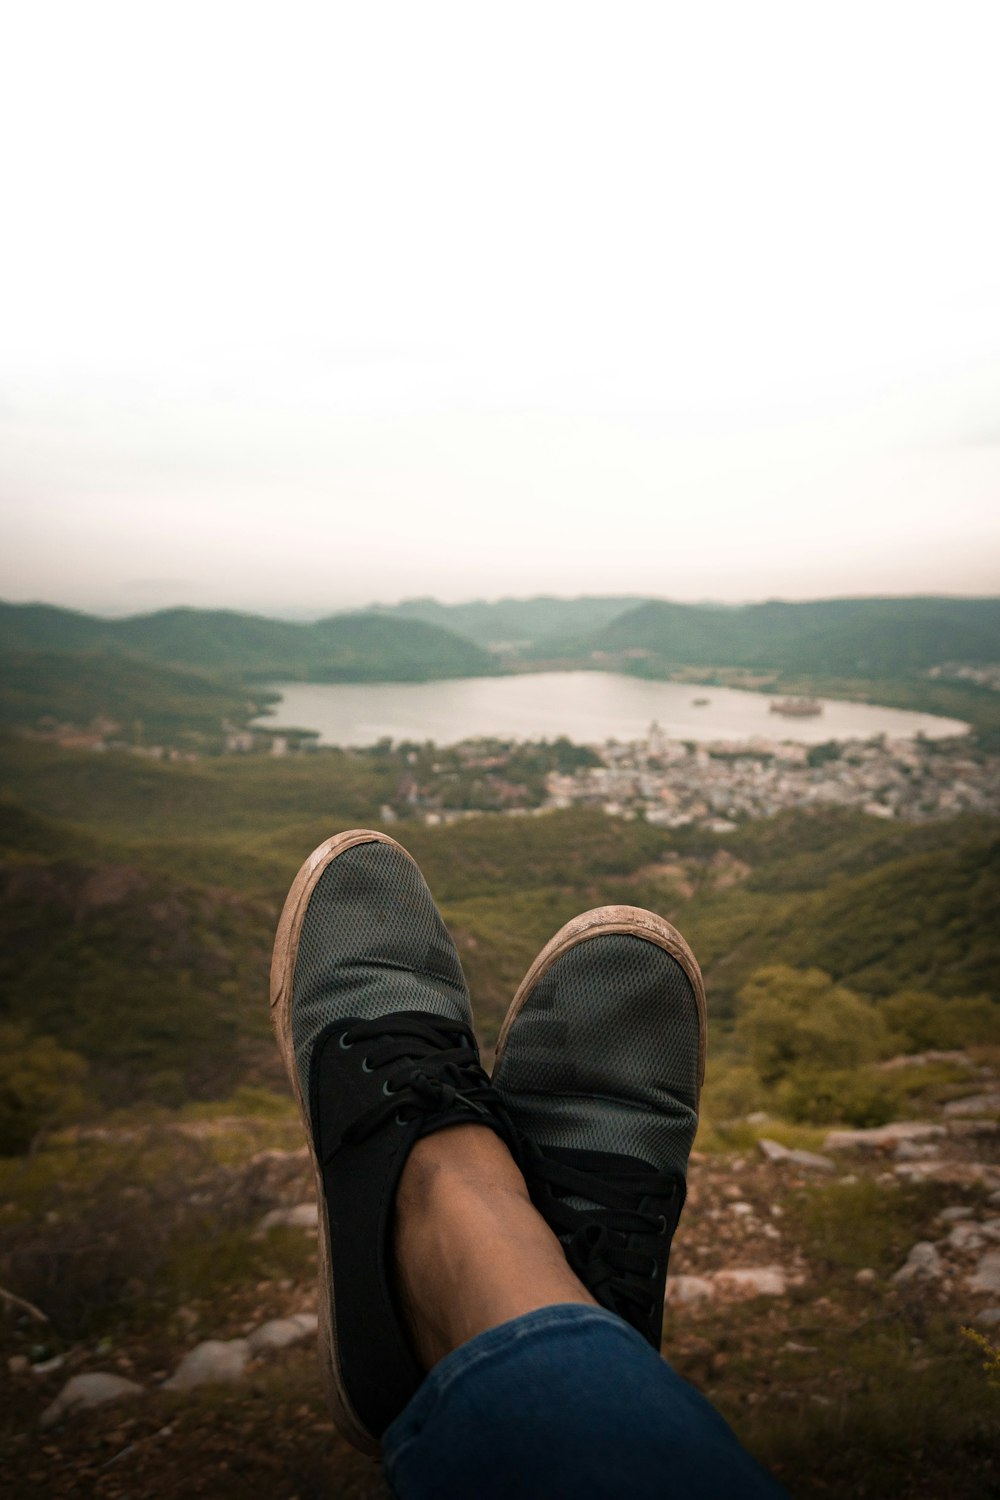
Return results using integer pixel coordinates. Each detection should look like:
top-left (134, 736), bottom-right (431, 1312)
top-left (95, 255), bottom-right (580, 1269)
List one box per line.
top-left (1, 0), bottom-right (998, 617)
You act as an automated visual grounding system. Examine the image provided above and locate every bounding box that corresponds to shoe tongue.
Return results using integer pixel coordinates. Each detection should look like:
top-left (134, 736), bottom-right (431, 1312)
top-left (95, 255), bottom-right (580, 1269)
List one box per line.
top-left (540, 1144), bottom-right (658, 1215)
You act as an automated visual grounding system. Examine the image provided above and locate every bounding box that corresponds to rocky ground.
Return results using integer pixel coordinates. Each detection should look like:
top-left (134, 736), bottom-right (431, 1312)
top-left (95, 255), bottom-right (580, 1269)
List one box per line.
top-left (3, 1061), bottom-right (1000, 1499)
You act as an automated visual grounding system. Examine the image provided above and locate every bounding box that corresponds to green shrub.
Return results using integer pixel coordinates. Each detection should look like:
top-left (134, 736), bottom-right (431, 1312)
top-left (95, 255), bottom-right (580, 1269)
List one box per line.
top-left (0, 1025), bottom-right (90, 1154)
top-left (700, 1062), bottom-right (768, 1121)
top-left (776, 1065), bottom-right (899, 1127)
top-left (881, 989), bottom-right (1000, 1052)
top-left (733, 965), bottom-right (894, 1085)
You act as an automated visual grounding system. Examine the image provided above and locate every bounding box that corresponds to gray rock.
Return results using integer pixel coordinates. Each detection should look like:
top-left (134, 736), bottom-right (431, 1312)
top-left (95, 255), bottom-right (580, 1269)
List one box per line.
top-left (943, 1092), bottom-right (1000, 1118)
top-left (945, 1222), bottom-right (987, 1252)
top-left (893, 1160), bottom-right (1000, 1188)
top-left (967, 1250), bottom-right (1000, 1297)
top-left (824, 1122), bottom-right (945, 1151)
top-left (894, 1140), bottom-right (941, 1162)
top-left (163, 1338), bottom-right (250, 1391)
top-left (247, 1314), bottom-right (318, 1354)
top-left (256, 1202), bottom-right (318, 1233)
top-left (665, 1275), bottom-right (715, 1306)
top-left (937, 1206), bottom-right (975, 1223)
top-left (757, 1138), bottom-right (835, 1171)
top-left (713, 1266), bottom-right (787, 1299)
top-left (855, 1268), bottom-right (877, 1285)
top-left (41, 1372), bottom-right (144, 1428)
top-left (891, 1242), bottom-right (942, 1285)
top-left (974, 1307), bottom-right (1000, 1330)
top-left (878, 1051), bottom-right (972, 1072)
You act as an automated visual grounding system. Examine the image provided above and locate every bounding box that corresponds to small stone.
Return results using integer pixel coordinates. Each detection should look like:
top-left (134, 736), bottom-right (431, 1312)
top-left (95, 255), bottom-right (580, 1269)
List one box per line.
top-left (824, 1122), bottom-right (945, 1151)
top-left (894, 1161), bottom-right (1000, 1188)
top-left (781, 1341), bottom-right (817, 1353)
top-left (256, 1202), bottom-right (318, 1233)
top-left (40, 1373), bottom-right (144, 1428)
top-left (713, 1266), bottom-right (787, 1299)
top-left (990, 1190), bottom-right (1000, 1209)
top-left (31, 1355), bottom-right (65, 1376)
top-left (665, 1275), bottom-right (715, 1306)
top-left (730, 1201), bottom-right (753, 1216)
top-left (8, 1355), bottom-right (29, 1374)
top-left (745, 1111), bottom-right (770, 1125)
top-left (973, 1307), bottom-right (1000, 1330)
top-left (757, 1138), bottom-right (834, 1171)
top-left (942, 1092), bottom-right (1000, 1118)
top-left (855, 1268), bottom-right (877, 1285)
top-left (895, 1141), bottom-right (941, 1162)
top-left (247, 1314), bottom-right (319, 1355)
top-left (758, 1138), bottom-right (789, 1162)
top-left (945, 1223), bottom-right (987, 1251)
top-left (937, 1206), bottom-right (975, 1223)
top-left (163, 1339), bottom-right (250, 1391)
top-left (967, 1251), bottom-right (1000, 1297)
top-left (891, 1242), bottom-right (942, 1286)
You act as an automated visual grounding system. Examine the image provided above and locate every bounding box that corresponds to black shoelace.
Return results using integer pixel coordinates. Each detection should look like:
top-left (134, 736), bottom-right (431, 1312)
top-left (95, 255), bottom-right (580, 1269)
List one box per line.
top-left (326, 1014), bottom-right (514, 1155)
top-left (525, 1141), bottom-right (683, 1327)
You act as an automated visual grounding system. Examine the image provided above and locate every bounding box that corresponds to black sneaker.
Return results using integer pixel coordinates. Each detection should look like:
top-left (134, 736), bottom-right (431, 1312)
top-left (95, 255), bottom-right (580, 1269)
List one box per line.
top-left (270, 829), bottom-right (513, 1454)
top-left (491, 904), bottom-right (707, 1348)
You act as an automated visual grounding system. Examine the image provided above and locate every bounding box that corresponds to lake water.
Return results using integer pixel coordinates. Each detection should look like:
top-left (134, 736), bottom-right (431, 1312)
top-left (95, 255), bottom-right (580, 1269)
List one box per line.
top-left (252, 672), bottom-right (969, 747)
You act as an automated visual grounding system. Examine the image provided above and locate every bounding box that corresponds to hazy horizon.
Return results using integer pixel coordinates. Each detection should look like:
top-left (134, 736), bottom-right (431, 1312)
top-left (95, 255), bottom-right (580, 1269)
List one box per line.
top-left (4, 584), bottom-right (1000, 626)
top-left (2, 4), bottom-right (998, 615)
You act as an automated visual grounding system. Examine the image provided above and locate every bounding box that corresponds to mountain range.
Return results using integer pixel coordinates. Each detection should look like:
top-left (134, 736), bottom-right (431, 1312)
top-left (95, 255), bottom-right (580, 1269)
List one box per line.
top-left (3, 595), bottom-right (998, 684)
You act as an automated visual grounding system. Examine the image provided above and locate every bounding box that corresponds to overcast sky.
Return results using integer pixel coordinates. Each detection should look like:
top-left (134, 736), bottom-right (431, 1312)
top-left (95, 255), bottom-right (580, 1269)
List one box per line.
top-left (1, 1), bottom-right (998, 617)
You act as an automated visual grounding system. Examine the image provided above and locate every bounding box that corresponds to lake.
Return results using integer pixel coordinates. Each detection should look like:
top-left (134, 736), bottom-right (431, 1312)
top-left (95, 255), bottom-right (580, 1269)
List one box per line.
top-left (251, 672), bottom-right (969, 747)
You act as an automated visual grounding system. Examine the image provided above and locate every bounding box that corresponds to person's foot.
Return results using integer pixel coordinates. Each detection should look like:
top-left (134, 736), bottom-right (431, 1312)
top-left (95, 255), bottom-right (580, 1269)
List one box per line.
top-left (270, 829), bottom-right (514, 1454)
top-left (491, 905), bottom-right (707, 1348)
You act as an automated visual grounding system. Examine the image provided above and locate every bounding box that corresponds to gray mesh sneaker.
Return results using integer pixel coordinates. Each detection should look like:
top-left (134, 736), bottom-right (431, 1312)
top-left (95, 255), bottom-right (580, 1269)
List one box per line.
top-left (491, 904), bottom-right (707, 1348)
top-left (270, 830), bottom-right (514, 1454)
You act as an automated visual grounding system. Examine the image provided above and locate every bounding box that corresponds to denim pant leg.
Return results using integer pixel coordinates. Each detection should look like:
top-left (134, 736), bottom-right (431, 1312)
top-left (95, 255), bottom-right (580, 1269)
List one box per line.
top-left (383, 1304), bottom-right (787, 1500)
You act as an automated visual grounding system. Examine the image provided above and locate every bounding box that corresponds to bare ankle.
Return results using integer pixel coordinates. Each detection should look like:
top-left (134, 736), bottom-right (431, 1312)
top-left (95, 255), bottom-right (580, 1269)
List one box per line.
top-left (394, 1124), bottom-right (595, 1371)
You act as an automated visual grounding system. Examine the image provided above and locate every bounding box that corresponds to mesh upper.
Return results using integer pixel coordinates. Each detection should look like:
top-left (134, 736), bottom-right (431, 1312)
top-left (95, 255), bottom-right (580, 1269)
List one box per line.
top-left (493, 932), bottom-right (703, 1177)
top-left (290, 840), bottom-right (471, 1097)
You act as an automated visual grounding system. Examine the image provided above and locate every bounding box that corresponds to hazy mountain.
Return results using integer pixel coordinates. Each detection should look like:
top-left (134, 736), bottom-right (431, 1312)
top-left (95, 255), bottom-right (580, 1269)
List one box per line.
top-left (367, 595), bottom-right (649, 648)
top-left (0, 603), bottom-right (496, 683)
top-left (589, 596), bottom-right (1000, 675)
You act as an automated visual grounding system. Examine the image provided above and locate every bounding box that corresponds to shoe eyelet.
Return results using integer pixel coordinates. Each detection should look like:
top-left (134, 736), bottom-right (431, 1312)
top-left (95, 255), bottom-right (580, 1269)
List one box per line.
top-left (382, 1080), bottom-right (397, 1097)
top-left (361, 1057), bottom-right (373, 1073)
top-left (395, 1112), bottom-right (407, 1127)
top-left (648, 1261), bottom-right (660, 1281)
top-left (338, 1033), bottom-right (354, 1050)
top-left (656, 1215), bottom-right (668, 1234)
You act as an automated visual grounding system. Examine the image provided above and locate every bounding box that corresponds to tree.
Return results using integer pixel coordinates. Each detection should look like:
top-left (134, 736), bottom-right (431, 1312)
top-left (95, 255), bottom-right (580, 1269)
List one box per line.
top-left (733, 965), bottom-right (893, 1086)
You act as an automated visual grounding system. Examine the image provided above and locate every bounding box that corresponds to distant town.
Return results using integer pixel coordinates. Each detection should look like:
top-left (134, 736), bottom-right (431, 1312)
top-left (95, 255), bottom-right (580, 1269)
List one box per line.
top-left (538, 723), bottom-right (999, 830)
top-left (21, 712), bottom-right (1000, 831)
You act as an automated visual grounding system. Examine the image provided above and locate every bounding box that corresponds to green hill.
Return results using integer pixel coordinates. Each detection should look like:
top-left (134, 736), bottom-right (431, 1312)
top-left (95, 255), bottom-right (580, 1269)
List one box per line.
top-left (0, 651), bottom-right (268, 739)
top-left (1, 730), bottom-right (995, 1108)
top-left (0, 603), bottom-right (497, 683)
top-left (591, 596), bottom-right (1000, 675)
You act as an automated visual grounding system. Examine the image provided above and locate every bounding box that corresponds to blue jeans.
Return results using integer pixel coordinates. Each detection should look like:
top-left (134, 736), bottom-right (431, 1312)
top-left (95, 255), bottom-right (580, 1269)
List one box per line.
top-left (384, 1304), bottom-right (787, 1499)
